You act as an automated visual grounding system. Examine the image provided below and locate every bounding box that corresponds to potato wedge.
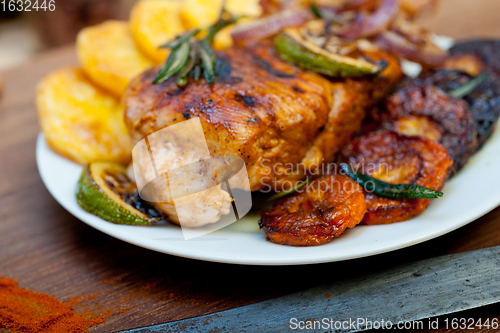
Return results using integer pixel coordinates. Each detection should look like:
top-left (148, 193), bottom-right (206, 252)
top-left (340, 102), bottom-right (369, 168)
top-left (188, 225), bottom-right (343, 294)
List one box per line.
top-left (130, 0), bottom-right (185, 64)
top-left (226, 0), bottom-right (262, 18)
top-left (77, 20), bottom-right (154, 96)
top-left (213, 18), bottom-right (252, 50)
top-left (179, 0), bottom-right (262, 29)
top-left (179, 0), bottom-right (219, 30)
top-left (37, 67), bottom-right (133, 165)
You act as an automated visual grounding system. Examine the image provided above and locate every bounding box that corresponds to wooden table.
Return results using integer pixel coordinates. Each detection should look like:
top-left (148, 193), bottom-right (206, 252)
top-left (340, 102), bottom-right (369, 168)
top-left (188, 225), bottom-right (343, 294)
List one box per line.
top-left (1, 0), bottom-right (500, 332)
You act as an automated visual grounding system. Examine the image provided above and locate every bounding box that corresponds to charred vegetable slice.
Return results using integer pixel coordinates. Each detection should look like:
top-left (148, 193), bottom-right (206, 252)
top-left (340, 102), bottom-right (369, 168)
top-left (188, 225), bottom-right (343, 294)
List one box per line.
top-left (385, 82), bottom-right (477, 171)
top-left (448, 40), bottom-right (500, 79)
top-left (374, 15), bottom-right (448, 67)
top-left (259, 173), bottom-right (367, 246)
top-left (414, 70), bottom-right (500, 149)
top-left (449, 73), bottom-right (488, 98)
top-left (76, 162), bottom-right (160, 225)
top-left (274, 28), bottom-right (383, 77)
top-left (340, 131), bottom-right (453, 225)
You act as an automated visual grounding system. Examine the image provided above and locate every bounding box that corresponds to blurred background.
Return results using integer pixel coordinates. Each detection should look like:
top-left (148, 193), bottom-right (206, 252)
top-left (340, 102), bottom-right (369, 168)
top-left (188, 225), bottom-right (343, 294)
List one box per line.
top-left (0, 0), bottom-right (135, 71)
top-left (1, 0), bottom-right (500, 72)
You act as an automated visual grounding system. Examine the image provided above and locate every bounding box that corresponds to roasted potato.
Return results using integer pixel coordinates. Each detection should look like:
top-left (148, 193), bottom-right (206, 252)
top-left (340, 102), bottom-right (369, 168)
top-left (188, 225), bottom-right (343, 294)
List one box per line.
top-left (340, 131), bottom-right (453, 225)
top-left (179, 0), bottom-right (262, 29)
top-left (179, 0), bottom-right (220, 29)
top-left (385, 83), bottom-right (477, 171)
top-left (37, 67), bottom-right (133, 165)
top-left (399, 0), bottom-right (437, 17)
top-left (77, 20), bottom-right (154, 96)
top-left (259, 174), bottom-right (367, 246)
top-left (213, 18), bottom-right (253, 50)
top-left (129, 0), bottom-right (185, 64)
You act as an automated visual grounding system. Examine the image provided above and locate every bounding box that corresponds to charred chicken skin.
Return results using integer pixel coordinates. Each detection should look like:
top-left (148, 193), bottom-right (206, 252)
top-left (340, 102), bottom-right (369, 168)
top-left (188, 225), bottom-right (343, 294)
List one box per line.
top-left (340, 131), bottom-right (453, 225)
top-left (259, 173), bottom-right (367, 246)
top-left (124, 43), bottom-right (401, 224)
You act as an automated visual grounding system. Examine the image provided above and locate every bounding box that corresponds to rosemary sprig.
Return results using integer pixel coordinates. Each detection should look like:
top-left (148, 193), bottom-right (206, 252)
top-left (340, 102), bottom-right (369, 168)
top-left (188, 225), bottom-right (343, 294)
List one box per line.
top-left (159, 28), bottom-right (200, 50)
top-left (340, 164), bottom-right (443, 199)
top-left (153, 7), bottom-right (239, 87)
top-left (449, 73), bottom-right (488, 98)
top-left (153, 41), bottom-right (190, 84)
top-left (310, 3), bottom-right (322, 19)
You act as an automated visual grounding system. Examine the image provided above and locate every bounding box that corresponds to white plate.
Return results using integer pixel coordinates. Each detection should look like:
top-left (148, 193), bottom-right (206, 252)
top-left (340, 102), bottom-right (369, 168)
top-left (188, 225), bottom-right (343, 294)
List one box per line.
top-left (37, 130), bottom-right (500, 265)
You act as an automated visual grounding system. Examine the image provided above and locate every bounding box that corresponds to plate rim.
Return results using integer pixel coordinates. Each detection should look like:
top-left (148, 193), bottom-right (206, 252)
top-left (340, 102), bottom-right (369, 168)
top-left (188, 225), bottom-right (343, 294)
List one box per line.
top-left (36, 133), bottom-right (500, 265)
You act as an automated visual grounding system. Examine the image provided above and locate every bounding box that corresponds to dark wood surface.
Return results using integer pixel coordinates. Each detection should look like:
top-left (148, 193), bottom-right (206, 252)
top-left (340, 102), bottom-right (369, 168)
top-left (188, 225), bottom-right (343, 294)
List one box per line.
top-left (1, 1), bottom-right (500, 332)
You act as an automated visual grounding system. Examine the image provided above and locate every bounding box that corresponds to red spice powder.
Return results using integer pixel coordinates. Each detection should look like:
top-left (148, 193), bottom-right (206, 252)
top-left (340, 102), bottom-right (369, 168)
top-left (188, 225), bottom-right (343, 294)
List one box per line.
top-left (0, 277), bottom-right (106, 332)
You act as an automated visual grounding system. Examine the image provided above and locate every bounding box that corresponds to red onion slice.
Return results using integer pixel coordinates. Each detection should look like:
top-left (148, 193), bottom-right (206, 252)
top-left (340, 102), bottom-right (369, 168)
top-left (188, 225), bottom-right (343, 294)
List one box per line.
top-left (231, 8), bottom-right (313, 42)
top-left (338, 0), bottom-right (399, 39)
top-left (340, 0), bottom-right (380, 12)
top-left (375, 31), bottom-right (448, 67)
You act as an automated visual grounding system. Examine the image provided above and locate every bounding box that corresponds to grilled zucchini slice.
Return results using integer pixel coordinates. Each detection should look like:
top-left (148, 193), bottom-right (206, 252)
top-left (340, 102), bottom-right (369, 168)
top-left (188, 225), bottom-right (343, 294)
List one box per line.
top-left (77, 162), bottom-right (160, 225)
top-left (275, 28), bottom-right (383, 78)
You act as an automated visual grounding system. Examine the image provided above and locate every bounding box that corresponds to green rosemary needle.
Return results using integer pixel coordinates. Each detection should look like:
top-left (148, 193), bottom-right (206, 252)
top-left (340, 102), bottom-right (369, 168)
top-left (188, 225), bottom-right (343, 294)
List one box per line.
top-left (310, 3), bottom-right (322, 18)
top-left (449, 73), bottom-right (488, 98)
top-left (153, 41), bottom-right (190, 84)
top-left (340, 164), bottom-right (443, 199)
top-left (159, 28), bottom-right (200, 50)
top-left (153, 7), bottom-right (238, 87)
top-left (198, 39), bottom-right (216, 85)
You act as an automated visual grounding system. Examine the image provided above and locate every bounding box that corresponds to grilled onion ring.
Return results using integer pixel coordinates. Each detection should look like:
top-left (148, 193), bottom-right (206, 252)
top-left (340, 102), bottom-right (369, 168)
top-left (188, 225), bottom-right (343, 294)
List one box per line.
top-left (338, 0), bottom-right (399, 39)
top-left (231, 8), bottom-right (312, 42)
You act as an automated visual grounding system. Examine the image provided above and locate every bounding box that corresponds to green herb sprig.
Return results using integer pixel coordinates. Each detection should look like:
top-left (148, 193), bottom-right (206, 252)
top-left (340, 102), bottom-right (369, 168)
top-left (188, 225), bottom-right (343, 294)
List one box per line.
top-left (340, 164), bottom-right (444, 199)
top-left (449, 73), bottom-right (488, 98)
top-left (153, 5), bottom-right (238, 87)
top-left (310, 3), bottom-right (322, 19)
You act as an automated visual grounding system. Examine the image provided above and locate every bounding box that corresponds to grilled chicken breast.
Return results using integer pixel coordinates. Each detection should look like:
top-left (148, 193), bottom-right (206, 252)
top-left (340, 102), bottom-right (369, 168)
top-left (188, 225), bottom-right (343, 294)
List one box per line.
top-left (123, 43), bottom-right (402, 225)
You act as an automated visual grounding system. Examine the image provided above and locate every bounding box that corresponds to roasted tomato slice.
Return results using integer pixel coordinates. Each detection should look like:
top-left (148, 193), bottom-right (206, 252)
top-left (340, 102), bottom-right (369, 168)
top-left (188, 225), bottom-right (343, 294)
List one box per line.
top-left (341, 131), bottom-right (423, 185)
top-left (385, 83), bottom-right (477, 171)
top-left (408, 70), bottom-right (500, 149)
top-left (340, 131), bottom-right (453, 225)
top-left (259, 174), bottom-right (367, 246)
